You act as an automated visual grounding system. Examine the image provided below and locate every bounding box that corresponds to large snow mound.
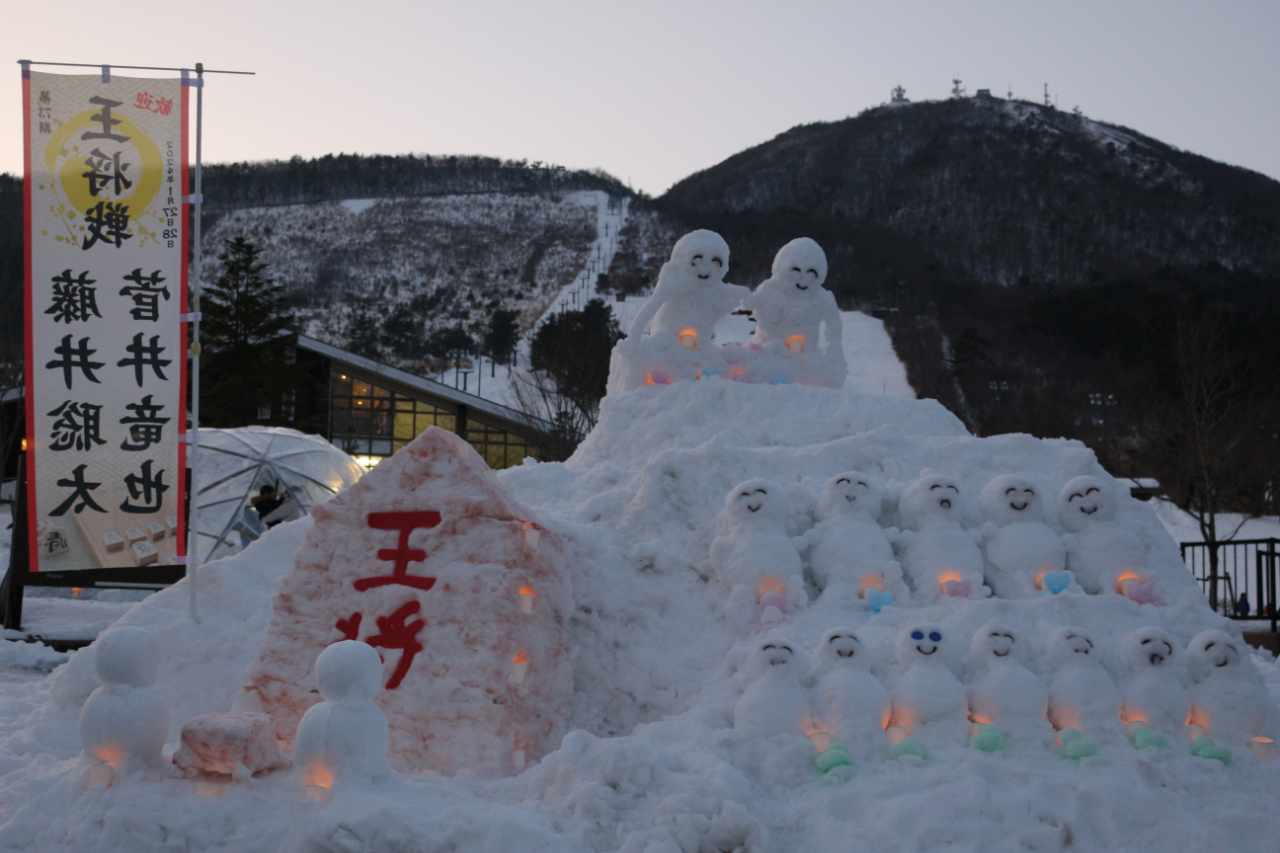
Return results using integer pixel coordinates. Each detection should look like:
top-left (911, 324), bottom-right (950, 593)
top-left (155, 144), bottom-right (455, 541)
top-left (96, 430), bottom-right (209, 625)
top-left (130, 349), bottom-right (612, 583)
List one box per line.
top-left (0, 380), bottom-right (1277, 853)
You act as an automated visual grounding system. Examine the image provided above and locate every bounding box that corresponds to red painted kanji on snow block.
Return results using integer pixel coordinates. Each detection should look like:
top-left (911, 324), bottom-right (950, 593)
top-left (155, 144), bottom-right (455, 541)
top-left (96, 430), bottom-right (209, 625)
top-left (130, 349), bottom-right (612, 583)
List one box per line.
top-left (355, 511), bottom-right (442, 591)
top-left (367, 600), bottom-right (426, 690)
top-left (336, 612), bottom-right (362, 642)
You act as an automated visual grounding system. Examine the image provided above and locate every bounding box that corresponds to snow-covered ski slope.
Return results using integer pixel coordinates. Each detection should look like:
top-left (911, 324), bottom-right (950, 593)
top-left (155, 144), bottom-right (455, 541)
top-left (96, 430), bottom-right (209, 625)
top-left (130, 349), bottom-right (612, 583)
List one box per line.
top-left (1, 376), bottom-right (1278, 852)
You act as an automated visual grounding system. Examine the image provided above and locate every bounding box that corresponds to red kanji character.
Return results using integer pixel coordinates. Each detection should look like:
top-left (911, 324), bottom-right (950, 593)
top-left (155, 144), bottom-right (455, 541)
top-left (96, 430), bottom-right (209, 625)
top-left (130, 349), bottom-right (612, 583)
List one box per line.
top-left (134, 92), bottom-right (153, 111)
top-left (354, 511), bottom-right (441, 591)
top-left (153, 97), bottom-right (173, 116)
top-left (366, 600), bottom-right (425, 689)
top-left (336, 612), bottom-right (362, 641)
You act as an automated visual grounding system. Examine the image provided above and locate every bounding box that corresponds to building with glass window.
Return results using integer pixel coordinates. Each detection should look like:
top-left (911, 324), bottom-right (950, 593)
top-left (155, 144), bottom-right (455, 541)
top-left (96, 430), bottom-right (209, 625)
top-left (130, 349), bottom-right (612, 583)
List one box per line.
top-left (292, 336), bottom-right (552, 470)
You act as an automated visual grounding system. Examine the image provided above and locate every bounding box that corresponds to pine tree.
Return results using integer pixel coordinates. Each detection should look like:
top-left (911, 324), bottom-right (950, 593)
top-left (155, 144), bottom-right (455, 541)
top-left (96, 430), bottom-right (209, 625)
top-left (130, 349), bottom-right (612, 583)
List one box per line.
top-left (483, 309), bottom-right (519, 366)
top-left (200, 237), bottom-right (301, 427)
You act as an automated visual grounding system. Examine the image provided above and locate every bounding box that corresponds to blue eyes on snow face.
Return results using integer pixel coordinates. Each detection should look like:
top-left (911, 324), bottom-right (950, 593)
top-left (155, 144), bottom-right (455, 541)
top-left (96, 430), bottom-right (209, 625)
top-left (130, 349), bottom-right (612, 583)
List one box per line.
top-left (911, 630), bottom-right (924, 640)
top-left (929, 632), bottom-right (942, 642)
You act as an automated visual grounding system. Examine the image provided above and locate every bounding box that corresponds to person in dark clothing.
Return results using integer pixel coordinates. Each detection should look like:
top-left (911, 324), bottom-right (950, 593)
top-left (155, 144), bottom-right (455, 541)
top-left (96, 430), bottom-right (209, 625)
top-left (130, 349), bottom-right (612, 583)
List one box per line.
top-left (250, 484), bottom-right (287, 527)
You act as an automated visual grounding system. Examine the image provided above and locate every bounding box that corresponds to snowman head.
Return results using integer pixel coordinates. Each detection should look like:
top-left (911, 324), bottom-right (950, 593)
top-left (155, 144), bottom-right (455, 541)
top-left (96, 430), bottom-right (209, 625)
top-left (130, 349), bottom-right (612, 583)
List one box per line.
top-left (1185, 630), bottom-right (1242, 678)
top-left (1122, 626), bottom-right (1177, 673)
top-left (817, 472), bottom-right (883, 521)
top-left (747, 636), bottom-right (804, 681)
top-left (1047, 626), bottom-right (1098, 668)
top-left (898, 473), bottom-right (965, 529)
top-left (724, 478), bottom-right (790, 530)
top-left (93, 626), bottom-right (161, 688)
top-left (669, 230), bottom-right (730, 287)
top-left (814, 627), bottom-right (872, 672)
top-left (769, 238), bottom-right (828, 296)
top-left (970, 620), bottom-right (1022, 665)
top-left (979, 474), bottom-right (1043, 526)
top-left (315, 640), bottom-right (385, 703)
top-left (898, 623), bottom-right (948, 668)
top-left (1057, 476), bottom-right (1117, 532)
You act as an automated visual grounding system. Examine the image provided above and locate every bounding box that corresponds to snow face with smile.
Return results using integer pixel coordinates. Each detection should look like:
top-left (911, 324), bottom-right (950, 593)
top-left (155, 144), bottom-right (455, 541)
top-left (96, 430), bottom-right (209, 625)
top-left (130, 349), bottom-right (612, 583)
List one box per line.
top-left (744, 238), bottom-right (845, 368)
top-left (709, 479), bottom-right (806, 611)
top-left (733, 637), bottom-right (812, 737)
top-left (1185, 630), bottom-right (1270, 744)
top-left (1119, 627), bottom-right (1189, 736)
top-left (890, 623), bottom-right (969, 748)
top-left (807, 472), bottom-right (907, 604)
top-left (1046, 627), bottom-right (1125, 742)
top-left (1057, 476), bottom-right (1149, 596)
top-left (897, 474), bottom-right (986, 602)
top-left (967, 621), bottom-right (1053, 749)
top-left (812, 628), bottom-right (892, 761)
top-left (979, 474), bottom-right (1068, 599)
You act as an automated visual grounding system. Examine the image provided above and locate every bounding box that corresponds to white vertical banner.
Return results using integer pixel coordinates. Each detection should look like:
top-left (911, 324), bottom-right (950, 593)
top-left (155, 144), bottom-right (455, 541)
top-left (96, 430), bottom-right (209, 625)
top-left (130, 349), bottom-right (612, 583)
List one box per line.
top-left (23, 69), bottom-right (189, 573)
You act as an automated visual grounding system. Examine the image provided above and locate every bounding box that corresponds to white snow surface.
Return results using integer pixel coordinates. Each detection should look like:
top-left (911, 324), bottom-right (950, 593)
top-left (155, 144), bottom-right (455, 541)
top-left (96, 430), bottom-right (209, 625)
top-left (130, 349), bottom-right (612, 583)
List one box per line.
top-left (1, 379), bottom-right (1279, 852)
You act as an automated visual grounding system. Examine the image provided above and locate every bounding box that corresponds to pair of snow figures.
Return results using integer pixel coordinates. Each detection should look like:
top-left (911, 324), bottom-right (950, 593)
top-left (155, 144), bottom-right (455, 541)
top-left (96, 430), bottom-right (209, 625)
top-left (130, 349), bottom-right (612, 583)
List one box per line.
top-left (733, 623), bottom-right (1267, 771)
top-left (608, 231), bottom-right (847, 394)
top-left (712, 470), bottom-right (1158, 623)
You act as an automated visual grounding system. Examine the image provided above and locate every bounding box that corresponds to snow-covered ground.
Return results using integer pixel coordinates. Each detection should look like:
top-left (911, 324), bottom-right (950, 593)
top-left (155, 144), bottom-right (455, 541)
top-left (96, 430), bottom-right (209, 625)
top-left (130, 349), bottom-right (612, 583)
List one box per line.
top-left (1, 371), bottom-right (1277, 852)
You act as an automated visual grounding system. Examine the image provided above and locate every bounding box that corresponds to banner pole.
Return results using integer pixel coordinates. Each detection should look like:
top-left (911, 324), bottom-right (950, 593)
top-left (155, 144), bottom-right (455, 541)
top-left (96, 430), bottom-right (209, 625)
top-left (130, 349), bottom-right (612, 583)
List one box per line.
top-left (188, 62), bottom-right (204, 623)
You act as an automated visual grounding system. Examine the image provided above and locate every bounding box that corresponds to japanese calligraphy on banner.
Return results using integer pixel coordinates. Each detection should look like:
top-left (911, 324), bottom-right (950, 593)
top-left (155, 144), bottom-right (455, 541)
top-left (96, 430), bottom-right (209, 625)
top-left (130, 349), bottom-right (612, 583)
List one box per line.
top-left (23, 70), bottom-right (188, 572)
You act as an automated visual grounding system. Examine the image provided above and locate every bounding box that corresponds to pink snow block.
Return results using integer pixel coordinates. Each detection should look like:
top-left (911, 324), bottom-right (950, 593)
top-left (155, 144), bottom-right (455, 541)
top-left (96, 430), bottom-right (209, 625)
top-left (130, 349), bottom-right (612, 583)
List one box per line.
top-left (173, 713), bottom-right (290, 778)
top-left (1125, 582), bottom-right (1156, 605)
top-left (243, 427), bottom-right (573, 778)
top-left (942, 578), bottom-right (972, 598)
top-left (758, 591), bottom-right (786, 613)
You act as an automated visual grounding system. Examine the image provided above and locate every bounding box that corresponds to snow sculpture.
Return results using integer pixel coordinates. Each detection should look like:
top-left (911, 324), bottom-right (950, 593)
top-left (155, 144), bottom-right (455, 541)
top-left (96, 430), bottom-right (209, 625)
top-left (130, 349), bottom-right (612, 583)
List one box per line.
top-left (1058, 476), bottom-right (1150, 600)
top-left (897, 473), bottom-right (986, 601)
top-left (79, 626), bottom-right (169, 774)
top-left (966, 621), bottom-right (1053, 753)
top-left (243, 426), bottom-right (573, 777)
top-left (173, 712), bottom-right (291, 779)
top-left (1119, 627), bottom-right (1188, 750)
top-left (1186, 630), bottom-right (1269, 753)
top-left (811, 628), bottom-right (891, 763)
top-left (710, 478), bottom-right (807, 618)
top-left (733, 637), bottom-right (811, 737)
top-left (608, 230), bottom-right (748, 394)
top-left (1046, 627), bottom-right (1124, 754)
top-left (294, 641), bottom-right (391, 789)
top-left (739, 238), bottom-right (846, 389)
top-left (889, 623), bottom-right (968, 755)
top-left (805, 473), bottom-right (906, 609)
top-left (978, 475), bottom-right (1072, 599)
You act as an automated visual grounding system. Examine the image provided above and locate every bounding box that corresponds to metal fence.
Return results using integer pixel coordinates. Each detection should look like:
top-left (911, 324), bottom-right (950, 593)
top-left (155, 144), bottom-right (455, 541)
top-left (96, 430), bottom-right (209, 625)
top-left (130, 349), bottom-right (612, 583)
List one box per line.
top-left (1180, 538), bottom-right (1278, 632)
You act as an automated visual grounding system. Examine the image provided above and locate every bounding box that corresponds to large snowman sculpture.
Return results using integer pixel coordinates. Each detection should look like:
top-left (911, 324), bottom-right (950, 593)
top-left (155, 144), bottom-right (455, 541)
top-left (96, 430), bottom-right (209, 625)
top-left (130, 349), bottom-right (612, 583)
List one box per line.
top-left (733, 637), bottom-right (812, 738)
top-left (805, 472), bottom-right (907, 609)
top-left (966, 620), bottom-right (1053, 753)
top-left (738, 237), bottom-right (845, 388)
top-left (1185, 630), bottom-right (1270, 751)
top-left (897, 473), bottom-right (986, 602)
top-left (1118, 627), bottom-right (1188, 749)
top-left (889, 623), bottom-right (969, 753)
top-left (1046, 626), bottom-right (1125, 752)
top-left (811, 628), bottom-right (892, 762)
top-left (293, 641), bottom-right (391, 788)
top-left (710, 478), bottom-right (807, 619)
top-left (1058, 476), bottom-right (1151, 600)
top-left (978, 474), bottom-right (1072, 599)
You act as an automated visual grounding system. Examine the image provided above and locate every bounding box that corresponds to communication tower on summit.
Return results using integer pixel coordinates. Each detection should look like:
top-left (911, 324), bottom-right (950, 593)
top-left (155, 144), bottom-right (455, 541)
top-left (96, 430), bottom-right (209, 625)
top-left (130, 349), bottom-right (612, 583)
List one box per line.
top-left (1043, 83), bottom-right (1051, 106)
top-left (951, 78), bottom-right (966, 98)
top-left (891, 85), bottom-right (908, 103)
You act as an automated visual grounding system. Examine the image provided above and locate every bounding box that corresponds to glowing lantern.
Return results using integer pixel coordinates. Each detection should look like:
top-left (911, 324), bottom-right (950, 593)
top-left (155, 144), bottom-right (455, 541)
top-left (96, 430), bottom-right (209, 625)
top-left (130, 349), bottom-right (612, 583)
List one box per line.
top-left (519, 585), bottom-right (535, 614)
top-left (785, 335), bottom-right (806, 355)
top-left (511, 651), bottom-right (529, 685)
top-left (87, 746), bottom-right (120, 789)
top-left (938, 572), bottom-right (971, 598)
top-left (70, 587), bottom-right (83, 598)
top-left (679, 329), bottom-right (698, 350)
top-left (806, 728), bottom-right (834, 754)
top-left (1123, 719), bottom-right (1148, 737)
top-left (86, 765), bottom-right (115, 788)
top-left (194, 781), bottom-right (224, 800)
top-left (513, 734), bottom-right (527, 772)
top-left (885, 725), bottom-right (909, 745)
top-left (859, 575), bottom-right (886, 597)
top-left (522, 521), bottom-right (540, 549)
top-left (1250, 737), bottom-right (1274, 760)
top-left (301, 761), bottom-right (333, 801)
top-left (1116, 572), bottom-right (1154, 603)
top-left (644, 369), bottom-right (672, 386)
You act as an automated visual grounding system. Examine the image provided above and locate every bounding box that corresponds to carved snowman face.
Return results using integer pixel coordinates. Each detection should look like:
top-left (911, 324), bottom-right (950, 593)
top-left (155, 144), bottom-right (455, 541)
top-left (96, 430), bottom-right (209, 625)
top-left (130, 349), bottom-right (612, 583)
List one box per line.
top-left (1047, 627), bottom-right (1097, 667)
top-left (899, 474), bottom-right (965, 528)
top-left (816, 627), bottom-right (871, 671)
top-left (980, 475), bottom-right (1043, 526)
top-left (817, 472), bottom-right (883, 521)
top-left (1186, 630), bottom-right (1242, 676)
top-left (970, 621), bottom-right (1021, 664)
top-left (1122, 626), bottom-right (1177, 672)
top-left (724, 478), bottom-right (790, 529)
top-left (748, 637), bottom-right (803, 680)
top-left (670, 229), bottom-right (730, 285)
top-left (770, 237), bottom-right (828, 296)
top-left (898, 623), bottom-right (947, 666)
top-left (1058, 476), bottom-right (1117, 532)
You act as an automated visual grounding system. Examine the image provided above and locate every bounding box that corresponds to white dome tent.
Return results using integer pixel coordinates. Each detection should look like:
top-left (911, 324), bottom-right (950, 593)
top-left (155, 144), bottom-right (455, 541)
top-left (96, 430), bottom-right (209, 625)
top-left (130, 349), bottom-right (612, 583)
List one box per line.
top-left (193, 427), bottom-right (365, 563)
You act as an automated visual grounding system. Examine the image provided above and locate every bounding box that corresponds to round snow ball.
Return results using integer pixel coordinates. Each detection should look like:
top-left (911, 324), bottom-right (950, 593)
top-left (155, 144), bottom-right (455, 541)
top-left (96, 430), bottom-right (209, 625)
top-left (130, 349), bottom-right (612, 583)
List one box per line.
top-left (315, 640), bottom-right (384, 702)
top-left (93, 626), bottom-right (161, 687)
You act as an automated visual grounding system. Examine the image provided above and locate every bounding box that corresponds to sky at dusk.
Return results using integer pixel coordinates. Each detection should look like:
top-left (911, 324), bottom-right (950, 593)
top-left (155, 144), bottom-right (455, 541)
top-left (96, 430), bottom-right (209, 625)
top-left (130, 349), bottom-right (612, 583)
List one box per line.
top-left (3, 0), bottom-right (1278, 196)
